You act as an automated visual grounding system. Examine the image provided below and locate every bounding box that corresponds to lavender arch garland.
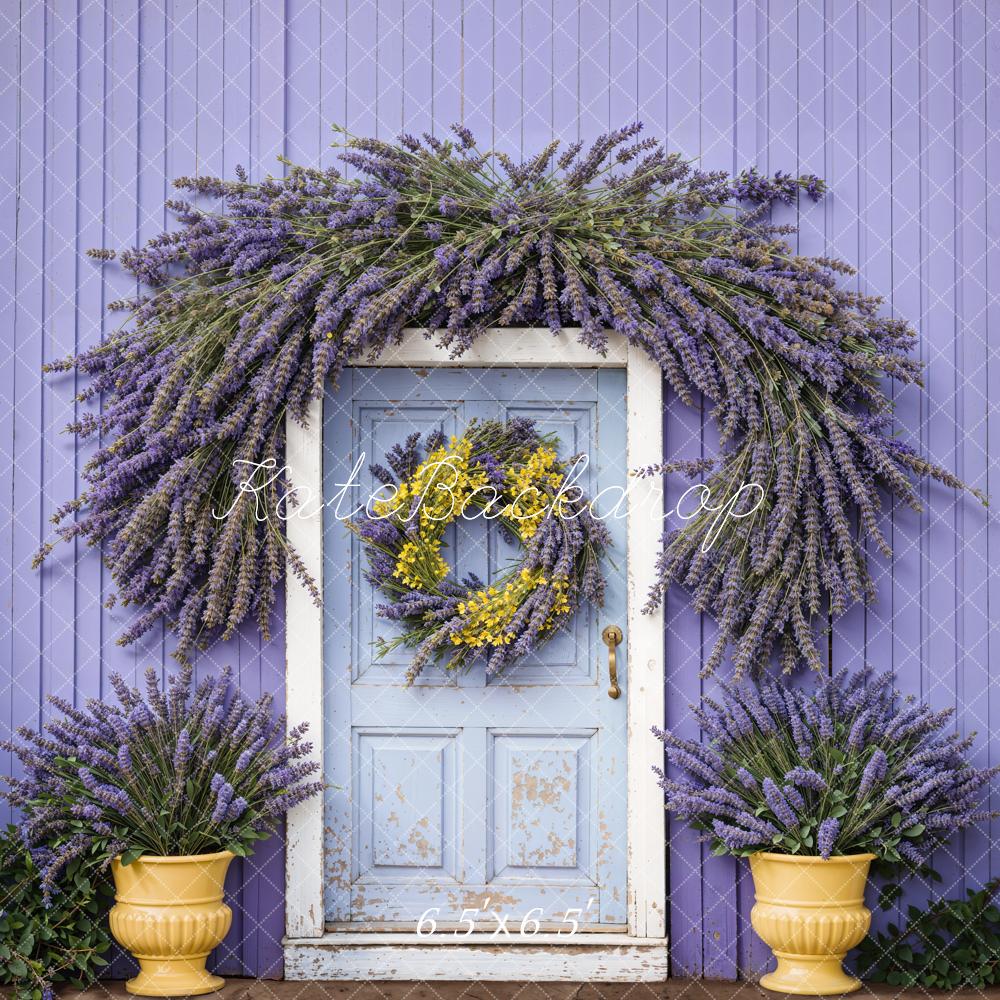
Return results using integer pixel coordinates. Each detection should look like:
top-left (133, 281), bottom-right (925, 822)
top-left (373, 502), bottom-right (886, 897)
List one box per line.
top-left (36, 124), bottom-right (984, 675)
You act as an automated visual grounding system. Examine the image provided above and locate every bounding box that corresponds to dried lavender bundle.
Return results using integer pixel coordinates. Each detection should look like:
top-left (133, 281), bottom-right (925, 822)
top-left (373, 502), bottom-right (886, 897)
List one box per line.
top-left (36, 123), bottom-right (982, 671)
top-left (1, 665), bottom-right (322, 900)
top-left (653, 668), bottom-right (997, 865)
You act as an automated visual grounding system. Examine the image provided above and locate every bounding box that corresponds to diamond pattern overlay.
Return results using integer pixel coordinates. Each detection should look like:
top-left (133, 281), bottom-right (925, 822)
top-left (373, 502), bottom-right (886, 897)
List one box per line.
top-left (2, 0), bottom-right (998, 986)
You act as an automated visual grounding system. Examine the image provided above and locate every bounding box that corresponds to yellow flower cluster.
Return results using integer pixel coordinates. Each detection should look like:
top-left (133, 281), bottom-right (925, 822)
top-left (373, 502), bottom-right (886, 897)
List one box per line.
top-left (502, 445), bottom-right (564, 540)
top-left (451, 568), bottom-right (571, 648)
top-left (392, 539), bottom-right (450, 589)
top-left (379, 436), bottom-right (488, 591)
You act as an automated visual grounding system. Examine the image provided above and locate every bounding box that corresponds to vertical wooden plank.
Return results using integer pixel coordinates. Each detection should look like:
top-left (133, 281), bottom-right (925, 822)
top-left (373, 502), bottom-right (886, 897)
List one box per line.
top-left (698, 0), bottom-right (738, 981)
top-left (43, 0), bottom-right (81, 718)
top-left (854, 0), bottom-right (896, 938)
top-left (636, 0), bottom-right (667, 139)
top-left (255, 0), bottom-right (287, 177)
top-left (796, 0), bottom-right (825, 256)
top-left (856, 0), bottom-right (893, 723)
top-left (11, 0), bottom-right (47, 780)
top-left (198, 0), bottom-right (226, 182)
top-left (101, 0), bottom-right (141, 687)
top-left (732, 0), bottom-right (759, 174)
top-left (137, 0), bottom-right (168, 674)
top-left (287, 0), bottom-right (323, 170)
top-left (551, 0), bottom-right (579, 145)
top-left (609, 0), bottom-right (637, 129)
top-left (319, 0), bottom-right (347, 170)
top-left (665, 0), bottom-right (697, 158)
top-left (493, 0), bottom-right (520, 155)
top-left (225, 0), bottom-right (254, 176)
top-left (228, 4), bottom-right (287, 976)
top-left (522, 0), bottom-right (552, 150)
top-left (986, 0), bottom-right (1000, 894)
top-left (218, 0), bottom-right (255, 963)
top-left (732, 0), bottom-right (770, 975)
top-left (174, 4), bottom-right (246, 975)
top-left (433, 0), bottom-right (462, 132)
top-left (378, 0), bottom-right (404, 138)
top-left (462, 0), bottom-right (492, 140)
top-left (888, 0), bottom-right (928, 929)
top-left (166, 0), bottom-right (198, 227)
top-left (699, 0), bottom-right (733, 170)
top-left (404, 0), bottom-right (434, 135)
top-left (955, 0), bottom-right (990, 900)
top-left (0, 0), bottom-right (17, 825)
top-left (766, 0), bottom-right (798, 238)
top-left (163, 9), bottom-right (197, 742)
top-left (578, 0), bottom-right (609, 139)
top-left (661, 0), bottom-right (702, 978)
top-left (71, 0), bottom-right (108, 751)
top-left (103, 1), bottom-right (143, 978)
top-left (346, 0), bottom-right (378, 164)
top-left (826, 0), bottom-right (867, 679)
top-left (922, 0), bottom-right (963, 901)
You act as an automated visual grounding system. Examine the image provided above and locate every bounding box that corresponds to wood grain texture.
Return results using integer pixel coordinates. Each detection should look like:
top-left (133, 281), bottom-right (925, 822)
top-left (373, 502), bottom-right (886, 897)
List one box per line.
top-left (1, 0), bottom-right (995, 978)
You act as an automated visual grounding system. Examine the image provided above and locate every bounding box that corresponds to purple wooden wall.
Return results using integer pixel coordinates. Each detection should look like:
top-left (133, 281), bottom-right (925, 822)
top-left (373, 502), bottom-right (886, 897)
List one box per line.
top-left (2, 0), bottom-right (997, 980)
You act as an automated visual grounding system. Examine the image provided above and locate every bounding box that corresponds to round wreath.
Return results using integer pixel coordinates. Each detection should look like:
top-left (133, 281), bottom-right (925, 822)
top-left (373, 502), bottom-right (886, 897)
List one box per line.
top-left (352, 418), bottom-right (609, 681)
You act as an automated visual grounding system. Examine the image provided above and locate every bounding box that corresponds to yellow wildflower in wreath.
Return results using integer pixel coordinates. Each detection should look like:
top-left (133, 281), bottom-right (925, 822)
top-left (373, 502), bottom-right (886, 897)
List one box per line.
top-left (351, 417), bottom-right (610, 682)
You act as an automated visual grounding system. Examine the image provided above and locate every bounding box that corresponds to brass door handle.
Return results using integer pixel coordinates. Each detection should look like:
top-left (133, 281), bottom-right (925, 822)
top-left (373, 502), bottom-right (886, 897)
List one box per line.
top-left (602, 625), bottom-right (623, 699)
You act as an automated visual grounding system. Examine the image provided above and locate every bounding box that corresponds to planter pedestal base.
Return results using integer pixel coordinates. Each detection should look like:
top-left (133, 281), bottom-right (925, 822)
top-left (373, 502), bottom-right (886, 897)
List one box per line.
top-left (760, 953), bottom-right (861, 996)
top-left (126, 959), bottom-right (225, 997)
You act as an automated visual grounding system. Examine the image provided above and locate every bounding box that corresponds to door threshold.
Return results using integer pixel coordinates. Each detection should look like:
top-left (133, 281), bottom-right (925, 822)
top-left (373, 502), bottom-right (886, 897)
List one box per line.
top-left (324, 921), bottom-right (630, 934)
top-left (284, 931), bottom-right (668, 981)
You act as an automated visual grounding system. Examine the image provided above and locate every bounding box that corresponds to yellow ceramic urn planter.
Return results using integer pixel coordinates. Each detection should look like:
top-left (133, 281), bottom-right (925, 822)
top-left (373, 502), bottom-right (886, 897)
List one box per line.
top-left (749, 851), bottom-right (875, 996)
top-left (109, 851), bottom-right (235, 997)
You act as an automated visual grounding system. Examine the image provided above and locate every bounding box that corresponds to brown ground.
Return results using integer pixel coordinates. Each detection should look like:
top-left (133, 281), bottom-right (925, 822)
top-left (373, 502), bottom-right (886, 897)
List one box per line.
top-left (61, 981), bottom-right (1000, 1000)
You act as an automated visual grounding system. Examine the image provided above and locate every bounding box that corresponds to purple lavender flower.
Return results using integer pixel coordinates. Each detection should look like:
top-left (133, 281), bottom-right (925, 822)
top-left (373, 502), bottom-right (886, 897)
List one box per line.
top-left (763, 778), bottom-right (799, 830)
top-left (817, 818), bottom-right (840, 859)
top-left (858, 749), bottom-right (888, 799)
top-left (211, 780), bottom-right (235, 823)
top-left (712, 819), bottom-right (768, 852)
top-left (784, 767), bottom-right (827, 793)
top-left (782, 784), bottom-right (806, 812)
top-left (173, 728), bottom-right (192, 779)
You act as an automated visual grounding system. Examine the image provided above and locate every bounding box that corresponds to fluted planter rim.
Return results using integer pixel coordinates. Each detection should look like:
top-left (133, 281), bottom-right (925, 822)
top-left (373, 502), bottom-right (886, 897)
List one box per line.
top-left (113, 849), bottom-right (235, 865)
top-left (752, 851), bottom-right (876, 865)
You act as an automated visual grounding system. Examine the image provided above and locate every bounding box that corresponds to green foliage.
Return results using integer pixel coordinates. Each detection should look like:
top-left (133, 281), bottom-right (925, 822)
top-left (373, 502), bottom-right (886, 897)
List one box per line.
top-left (856, 877), bottom-right (1000, 989)
top-left (0, 825), bottom-right (113, 1000)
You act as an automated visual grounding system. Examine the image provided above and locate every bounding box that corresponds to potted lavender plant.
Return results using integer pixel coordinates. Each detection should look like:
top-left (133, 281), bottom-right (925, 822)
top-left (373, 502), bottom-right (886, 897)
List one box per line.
top-left (2, 665), bottom-right (321, 998)
top-left (654, 669), bottom-right (997, 996)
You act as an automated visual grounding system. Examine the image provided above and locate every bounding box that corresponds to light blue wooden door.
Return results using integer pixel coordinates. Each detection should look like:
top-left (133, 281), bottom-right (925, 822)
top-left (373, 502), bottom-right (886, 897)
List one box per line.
top-left (323, 367), bottom-right (628, 928)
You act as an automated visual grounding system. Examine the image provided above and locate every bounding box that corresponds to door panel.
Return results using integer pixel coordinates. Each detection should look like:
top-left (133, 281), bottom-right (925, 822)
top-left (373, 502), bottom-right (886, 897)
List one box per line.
top-left (323, 366), bottom-right (628, 927)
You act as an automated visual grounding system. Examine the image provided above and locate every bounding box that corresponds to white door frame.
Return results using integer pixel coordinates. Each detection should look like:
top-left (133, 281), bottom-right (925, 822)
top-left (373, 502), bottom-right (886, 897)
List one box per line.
top-left (282, 329), bottom-right (667, 980)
